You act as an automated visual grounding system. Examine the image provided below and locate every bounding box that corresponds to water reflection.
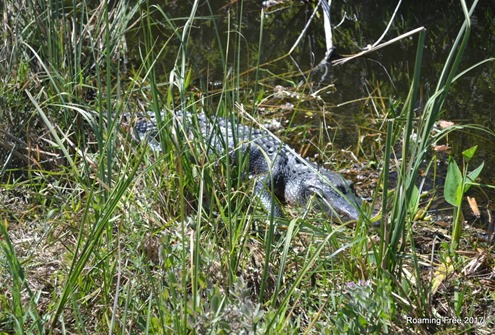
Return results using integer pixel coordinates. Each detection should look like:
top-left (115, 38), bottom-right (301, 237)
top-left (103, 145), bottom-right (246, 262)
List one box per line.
top-left (133, 0), bottom-right (494, 177)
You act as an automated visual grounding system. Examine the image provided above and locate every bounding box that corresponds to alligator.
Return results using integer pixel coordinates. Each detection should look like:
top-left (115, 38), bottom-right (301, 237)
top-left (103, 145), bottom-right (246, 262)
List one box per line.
top-left (132, 111), bottom-right (362, 221)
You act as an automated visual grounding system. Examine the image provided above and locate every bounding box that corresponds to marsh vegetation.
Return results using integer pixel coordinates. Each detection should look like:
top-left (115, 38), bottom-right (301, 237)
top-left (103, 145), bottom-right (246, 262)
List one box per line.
top-left (1, 0), bottom-right (494, 333)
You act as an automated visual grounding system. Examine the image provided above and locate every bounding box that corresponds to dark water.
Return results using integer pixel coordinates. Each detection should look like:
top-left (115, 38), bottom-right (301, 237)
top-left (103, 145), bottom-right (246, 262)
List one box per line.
top-left (130, 0), bottom-right (494, 182)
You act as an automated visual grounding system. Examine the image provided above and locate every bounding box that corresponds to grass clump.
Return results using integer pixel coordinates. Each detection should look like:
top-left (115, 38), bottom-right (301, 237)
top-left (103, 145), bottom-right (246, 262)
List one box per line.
top-left (1, 0), bottom-right (494, 334)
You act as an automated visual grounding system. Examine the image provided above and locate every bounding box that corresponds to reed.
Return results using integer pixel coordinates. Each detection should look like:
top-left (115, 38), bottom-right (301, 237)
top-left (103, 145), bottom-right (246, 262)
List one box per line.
top-left (0, 0), bottom-right (493, 333)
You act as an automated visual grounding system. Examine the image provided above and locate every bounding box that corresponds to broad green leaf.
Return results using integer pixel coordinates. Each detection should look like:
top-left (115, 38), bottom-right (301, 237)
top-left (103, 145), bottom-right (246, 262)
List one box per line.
top-left (462, 145), bottom-right (477, 161)
top-left (256, 88), bottom-right (265, 103)
top-left (408, 185), bottom-right (420, 216)
top-left (211, 292), bottom-right (220, 313)
top-left (464, 161), bottom-right (484, 192)
top-left (444, 157), bottom-right (463, 206)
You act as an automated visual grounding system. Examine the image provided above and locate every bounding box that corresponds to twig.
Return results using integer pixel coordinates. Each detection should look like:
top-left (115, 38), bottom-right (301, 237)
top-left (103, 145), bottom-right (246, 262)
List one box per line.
top-left (371, 0), bottom-right (403, 48)
top-left (288, 0), bottom-right (334, 65)
top-left (320, 0), bottom-right (334, 60)
top-left (288, 0), bottom-right (321, 55)
top-left (331, 27), bottom-right (426, 66)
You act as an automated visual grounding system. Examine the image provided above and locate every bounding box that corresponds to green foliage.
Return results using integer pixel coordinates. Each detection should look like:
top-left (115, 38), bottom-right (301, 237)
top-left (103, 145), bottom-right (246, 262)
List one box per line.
top-left (444, 149), bottom-right (484, 208)
top-left (330, 280), bottom-right (393, 334)
top-left (372, 0), bottom-right (495, 331)
top-left (444, 145), bottom-right (485, 251)
top-left (1, 0), bottom-right (494, 334)
top-left (444, 157), bottom-right (464, 207)
top-left (189, 278), bottom-right (266, 334)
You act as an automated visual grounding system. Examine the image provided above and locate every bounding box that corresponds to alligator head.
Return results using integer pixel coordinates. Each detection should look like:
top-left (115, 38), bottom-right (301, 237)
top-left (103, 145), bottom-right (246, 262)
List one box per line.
top-left (286, 167), bottom-right (362, 222)
top-left (305, 169), bottom-right (362, 221)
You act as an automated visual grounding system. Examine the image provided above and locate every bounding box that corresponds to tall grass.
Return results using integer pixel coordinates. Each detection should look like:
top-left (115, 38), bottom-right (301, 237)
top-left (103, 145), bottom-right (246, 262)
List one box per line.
top-left (1, 0), bottom-right (146, 332)
top-left (1, 0), bottom-right (494, 334)
top-left (373, 0), bottom-right (495, 326)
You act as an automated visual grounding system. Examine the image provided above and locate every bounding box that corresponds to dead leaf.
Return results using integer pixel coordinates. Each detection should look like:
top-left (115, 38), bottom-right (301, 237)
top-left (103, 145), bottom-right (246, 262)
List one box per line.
top-left (467, 196), bottom-right (481, 218)
top-left (433, 144), bottom-right (451, 152)
top-left (438, 120), bottom-right (455, 129)
top-left (432, 261), bottom-right (455, 295)
top-left (462, 250), bottom-right (489, 276)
